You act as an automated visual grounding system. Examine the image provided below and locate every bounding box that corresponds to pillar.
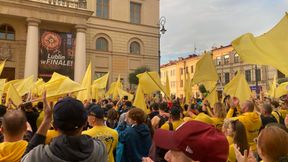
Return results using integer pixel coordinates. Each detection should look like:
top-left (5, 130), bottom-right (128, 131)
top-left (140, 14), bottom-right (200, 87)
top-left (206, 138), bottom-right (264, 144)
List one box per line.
top-left (74, 24), bottom-right (87, 82)
top-left (24, 17), bottom-right (41, 79)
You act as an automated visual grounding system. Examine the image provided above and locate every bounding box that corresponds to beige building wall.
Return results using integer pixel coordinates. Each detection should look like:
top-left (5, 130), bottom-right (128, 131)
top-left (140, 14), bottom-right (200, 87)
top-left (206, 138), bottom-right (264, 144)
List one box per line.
top-left (0, 0), bottom-right (159, 89)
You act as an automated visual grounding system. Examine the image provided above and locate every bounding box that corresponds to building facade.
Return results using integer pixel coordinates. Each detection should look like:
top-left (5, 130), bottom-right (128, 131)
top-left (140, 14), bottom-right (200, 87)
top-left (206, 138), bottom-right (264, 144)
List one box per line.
top-left (161, 45), bottom-right (282, 98)
top-left (0, 0), bottom-right (160, 88)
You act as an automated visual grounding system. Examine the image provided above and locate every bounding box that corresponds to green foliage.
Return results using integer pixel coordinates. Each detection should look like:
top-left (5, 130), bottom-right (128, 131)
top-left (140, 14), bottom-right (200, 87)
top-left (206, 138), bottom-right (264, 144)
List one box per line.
top-left (128, 66), bottom-right (151, 85)
top-left (198, 84), bottom-right (208, 94)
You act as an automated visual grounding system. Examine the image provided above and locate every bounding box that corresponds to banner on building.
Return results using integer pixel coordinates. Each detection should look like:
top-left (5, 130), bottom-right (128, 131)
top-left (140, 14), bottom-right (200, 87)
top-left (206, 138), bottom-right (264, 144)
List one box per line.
top-left (39, 30), bottom-right (75, 81)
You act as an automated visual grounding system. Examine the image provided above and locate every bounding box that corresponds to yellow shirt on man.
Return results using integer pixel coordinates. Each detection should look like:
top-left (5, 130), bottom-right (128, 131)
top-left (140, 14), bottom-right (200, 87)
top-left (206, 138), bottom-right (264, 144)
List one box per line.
top-left (0, 140), bottom-right (28, 162)
top-left (161, 119), bottom-right (184, 131)
top-left (82, 125), bottom-right (118, 162)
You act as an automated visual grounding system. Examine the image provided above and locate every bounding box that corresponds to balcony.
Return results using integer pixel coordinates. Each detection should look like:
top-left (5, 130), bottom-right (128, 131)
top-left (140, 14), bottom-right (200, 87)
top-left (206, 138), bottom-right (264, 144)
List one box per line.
top-left (28, 0), bottom-right (87, 9)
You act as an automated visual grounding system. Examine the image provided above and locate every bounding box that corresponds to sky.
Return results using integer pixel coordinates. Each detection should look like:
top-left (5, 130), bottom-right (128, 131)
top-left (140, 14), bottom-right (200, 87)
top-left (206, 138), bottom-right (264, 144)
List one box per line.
top-left (160, 0), bottom-right (288, 64)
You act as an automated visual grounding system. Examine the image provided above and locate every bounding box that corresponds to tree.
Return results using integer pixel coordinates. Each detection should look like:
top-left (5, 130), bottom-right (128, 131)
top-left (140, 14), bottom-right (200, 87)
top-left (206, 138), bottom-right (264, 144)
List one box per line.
top-left (128, 66), bottom-right (150, 85)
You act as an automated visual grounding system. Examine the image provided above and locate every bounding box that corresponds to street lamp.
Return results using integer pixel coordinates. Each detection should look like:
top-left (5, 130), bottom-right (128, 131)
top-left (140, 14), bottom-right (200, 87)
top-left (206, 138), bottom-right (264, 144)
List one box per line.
top-left (159, 16), bottom-right (167, 75)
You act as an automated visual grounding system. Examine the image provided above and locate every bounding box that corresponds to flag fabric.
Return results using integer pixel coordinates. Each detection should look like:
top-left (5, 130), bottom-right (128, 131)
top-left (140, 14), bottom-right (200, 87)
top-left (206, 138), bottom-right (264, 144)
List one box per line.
top-left (0, 59), bottom-right (6, 76)
top-left (93, 72), bottom-right (109, 89)
top-left (275, 82), bottom-right (288, 98)
top-left (166, 75), bottom-right (171, 98)
top-left (13, 75), bottom-right (35, 96)
top-left (6, 84), bottom-right (22, 108)
top-left (204, 87), bottom-right (218, 107)
top-left (133, 84), bottom-right (147, 113)
top-left (0, 79), bottom-right (6, 104)
top-left (232, 13), bottom-right (288, 76)
top-left (105, 75), bottom-right (123, 99)
top-left (184, 73), bottom-right (192, 104)
top-left (117, 88), bottom-right (134, 101)
top-left (192, 52), bottom-right (219, 86)
top-left (223, 71), bottom-right (251, 103)
top-left (77, 62), bottom-right (92, 102)
top-left (268, 75), bottom-right (277, 98)
top-left (3, 79), bottom-right (20, 93)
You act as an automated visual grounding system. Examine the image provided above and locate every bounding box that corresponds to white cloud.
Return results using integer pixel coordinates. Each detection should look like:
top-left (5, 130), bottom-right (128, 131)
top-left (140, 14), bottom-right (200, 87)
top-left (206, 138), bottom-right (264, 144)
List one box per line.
top-left (160, 0), bottom-right (288, 63)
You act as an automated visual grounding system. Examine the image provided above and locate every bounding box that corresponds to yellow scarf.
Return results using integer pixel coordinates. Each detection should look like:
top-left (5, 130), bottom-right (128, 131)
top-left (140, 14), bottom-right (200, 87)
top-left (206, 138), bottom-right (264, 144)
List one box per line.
top-left (0, 140), bottom-right (28, 162)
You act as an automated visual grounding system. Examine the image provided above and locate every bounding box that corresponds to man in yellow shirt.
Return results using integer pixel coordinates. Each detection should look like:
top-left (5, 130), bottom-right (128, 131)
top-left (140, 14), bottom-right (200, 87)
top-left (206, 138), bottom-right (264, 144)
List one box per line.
top-left (226, 99), bottom-right (261, 152)
top-left (161, 107), bottom-right (184, 131)
top-left (82, 105), bottom-right (118, 162)
top-left (0, 110), bottom-right (28, 162)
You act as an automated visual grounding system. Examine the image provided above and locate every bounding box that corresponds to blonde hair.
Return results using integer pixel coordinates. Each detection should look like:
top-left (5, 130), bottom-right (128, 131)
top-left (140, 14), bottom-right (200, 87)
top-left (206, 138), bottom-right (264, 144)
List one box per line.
top-left (213, 102), bottom-right (226, 118)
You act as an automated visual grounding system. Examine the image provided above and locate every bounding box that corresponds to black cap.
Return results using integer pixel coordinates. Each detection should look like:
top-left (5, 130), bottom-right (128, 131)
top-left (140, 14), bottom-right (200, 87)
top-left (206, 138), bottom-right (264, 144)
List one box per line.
top-left (88, 105), bottom-right (104, 119)
top-left (53, 97), bottom-right (87, 131)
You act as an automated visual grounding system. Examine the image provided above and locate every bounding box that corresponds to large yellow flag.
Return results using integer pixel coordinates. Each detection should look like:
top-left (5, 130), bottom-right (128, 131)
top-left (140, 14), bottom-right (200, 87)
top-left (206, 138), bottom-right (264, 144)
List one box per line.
top-left (4, 79), bottom-right (20, 93)
top-left (268, 75), bottom-right (277, 98)
top-left (14, 75), bottom-right (35, 96)
top-left (32, 78), bottom-right (45, 96)
top-left (223, 71), bottom-right (251, 103)
top-left (105, 75), bottom-right (123, 99)
top-left (0, 79), bottom-right (6, 104)
top-left (137, 71), bottom-right (169, 97)
top-left (275, 82), bottom-right (288, 98)
top-left (0, 59), bottom-right (6, 76)
top-left (232, 13), bottom-right (288, 76)
top-left (6, 84), bottom-right (22, 107)
top-left (192, 52), bottom-right (219, 86)
top-left (118, 88), bottom-right (134, 101)
top-left (93, 72), bottom-right (109, 89)
top-left (165, 75), bottom-right (171, 98)
top-left (77, 62), bottom-right (92, 102)
top-left (133, 84), bottom-right (147, 113)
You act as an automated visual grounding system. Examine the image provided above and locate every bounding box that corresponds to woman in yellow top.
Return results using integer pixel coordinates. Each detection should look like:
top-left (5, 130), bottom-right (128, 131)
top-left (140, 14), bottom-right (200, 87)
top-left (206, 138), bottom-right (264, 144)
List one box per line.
top-left (210, 102), bottom-right (226, 130)
top-left (161, 107), bottom-right (184, 131)
top-left (225, 119), bottom-right (249, 162)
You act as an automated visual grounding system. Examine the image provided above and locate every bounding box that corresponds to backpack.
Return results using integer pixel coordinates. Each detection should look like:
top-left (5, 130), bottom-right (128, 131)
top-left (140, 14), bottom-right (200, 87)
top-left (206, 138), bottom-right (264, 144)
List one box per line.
top-left (274, 111), bottom-right (285, 125)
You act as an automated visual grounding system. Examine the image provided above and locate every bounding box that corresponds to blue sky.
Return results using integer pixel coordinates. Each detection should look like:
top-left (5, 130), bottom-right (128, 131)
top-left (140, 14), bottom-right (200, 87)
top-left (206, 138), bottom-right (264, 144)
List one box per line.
top-left (160, 0), bottom-right (288, 64)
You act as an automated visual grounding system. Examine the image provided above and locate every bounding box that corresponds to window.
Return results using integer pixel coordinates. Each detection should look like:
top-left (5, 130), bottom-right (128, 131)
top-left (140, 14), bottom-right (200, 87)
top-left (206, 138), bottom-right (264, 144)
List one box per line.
top-left (130, 41), bottom-right (140, 54)
top-left (96, 0), bottom-right (109, 18)
top-left (0, 24), bottom-right (15, 40)
top-left (185, 67), bottom-right (188, 73)
top-left (216, 57), bottom-right (221, 65)
top-left (224, 72), bottom-right (230, 84)
top-left (234, 54), bottom-right (240, 63)
top-left (191, 66), bottom-right (194, 73)
top-left (245, 70), bottom-right (251, 82)
top-left (218, 73), bottom-right (222, 83)
top-left (224, 55), bottom-right (229, 64)
top-left (256, 69), bottom-right (261, 81)
top-left (130, 2), bottom-right (141, 24)
top-left (96, 37), bottom-right (108, 51)
top-left (180, 80), bottom-right (183, 87)
top-left (180, 68), bottom-right (183, 75)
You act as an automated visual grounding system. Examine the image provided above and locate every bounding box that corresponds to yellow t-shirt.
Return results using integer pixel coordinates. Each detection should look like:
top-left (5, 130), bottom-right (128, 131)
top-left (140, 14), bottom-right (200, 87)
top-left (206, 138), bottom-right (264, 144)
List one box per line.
top-left (0, 140), bottom-right (28, 162)
top-left (161, 119), bottom-right (184, 131)
top-left (82, 125), bottom-right (118, 162)
top-left (226, 136), bottom-right (233, 145)
top-left (228, 144), bottom-right (236, 162)
top-left (211, 117), bottom-right (224, 130)
top-left (45, 129), bottom-right (61, 144)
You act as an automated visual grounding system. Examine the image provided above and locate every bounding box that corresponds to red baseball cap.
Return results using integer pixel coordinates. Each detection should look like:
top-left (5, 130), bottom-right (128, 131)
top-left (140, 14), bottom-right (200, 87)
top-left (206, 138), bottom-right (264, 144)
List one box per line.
top-left (153, 121), bottom-right (229, 162)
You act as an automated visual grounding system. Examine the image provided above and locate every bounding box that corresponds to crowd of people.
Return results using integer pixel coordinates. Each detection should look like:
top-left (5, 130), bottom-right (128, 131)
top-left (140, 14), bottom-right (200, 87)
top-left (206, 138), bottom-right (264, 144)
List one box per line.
top-left (0, 90), bottom-right (288, 162)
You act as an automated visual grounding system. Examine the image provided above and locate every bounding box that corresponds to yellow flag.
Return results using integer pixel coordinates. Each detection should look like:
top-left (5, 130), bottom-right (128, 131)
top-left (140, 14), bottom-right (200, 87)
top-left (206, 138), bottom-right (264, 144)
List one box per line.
top-left (223, 71), bottom-right (251, 103)
top-left (6, 84), bottom-right (22, 107)
top-left (0, 59), bottom-right (6, 76)
top-left (204, 87), bottom-right (218, 107)
top-left (13, 75), bottom-right (35, 96)
top-left (268, 75), bottom-right (277, 98)
top-left (4, 79), bottom-right (20, 93)
top-left (232, 13), bottom-right (288, 76)
top-left (118, 88), bottom-right (134, 101)
top-left (185, 73), bottom-right (192, 104)
top-left (0, 79), bottom-right (6, 104)
top-left (192, 52), bottom-right (219, 85)
top-left (93, 72), bottom-right (109, 89)
top-left (275, 82), bottom-right (288, 98)
top-left (133, 84), bottom-right (147, 113)
top-left (105, 75), bottom-right (123, 99)
top-left (137, 71), bottom-right (169, 98)
top-left (77, 62), bottom-right (92, 102)
top-left (166, 75), bottom-right (171, 98)
top-left (32, 78), bottom-right (45, 96)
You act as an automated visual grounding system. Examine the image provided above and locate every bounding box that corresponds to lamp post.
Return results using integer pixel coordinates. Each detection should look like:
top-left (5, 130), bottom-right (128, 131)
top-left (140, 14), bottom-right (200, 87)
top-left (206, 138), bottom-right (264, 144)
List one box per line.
top-left (158, 16), bottom-right (167, 75)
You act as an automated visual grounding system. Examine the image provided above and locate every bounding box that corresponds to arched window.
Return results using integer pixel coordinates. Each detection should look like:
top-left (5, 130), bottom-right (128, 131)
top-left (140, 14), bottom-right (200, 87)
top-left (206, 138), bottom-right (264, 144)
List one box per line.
top-left (96, 37), bottom-right (108, 51)
top-left (0, 24), bottom-right (15, 40)
top-left (130, 41), bottom-right (140, 54)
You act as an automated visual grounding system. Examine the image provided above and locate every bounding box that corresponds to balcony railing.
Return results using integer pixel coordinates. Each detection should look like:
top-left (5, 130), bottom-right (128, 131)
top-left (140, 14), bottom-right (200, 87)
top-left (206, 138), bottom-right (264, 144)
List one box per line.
top-left (29, 0), bottom-right (87, 9)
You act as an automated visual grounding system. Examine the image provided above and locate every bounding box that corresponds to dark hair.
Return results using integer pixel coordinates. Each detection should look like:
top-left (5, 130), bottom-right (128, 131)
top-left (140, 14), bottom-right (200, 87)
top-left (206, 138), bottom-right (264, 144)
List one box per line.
top-left (231, 120), bottom-right (249, 155)
top-left (170, 107), bottom-right (181, 121)
top-left (125, 101), bottom-right (132, 107)
top-left (2, 110), bottom-right (27, 137)
top-left (0, 105), bottom-right (7, 117)
top-left (271, 101), bottom-right (280, 109)
top-left (128, 108), bottom-right (146, 124)
top-left (150, 103), bottom-right (159, 111)
top-left (263, 103), bottom-right (273, 114)
top-left (159, 102), bottom-right (168, 112)
top-left (107, 108), bottom-right (118, 121)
